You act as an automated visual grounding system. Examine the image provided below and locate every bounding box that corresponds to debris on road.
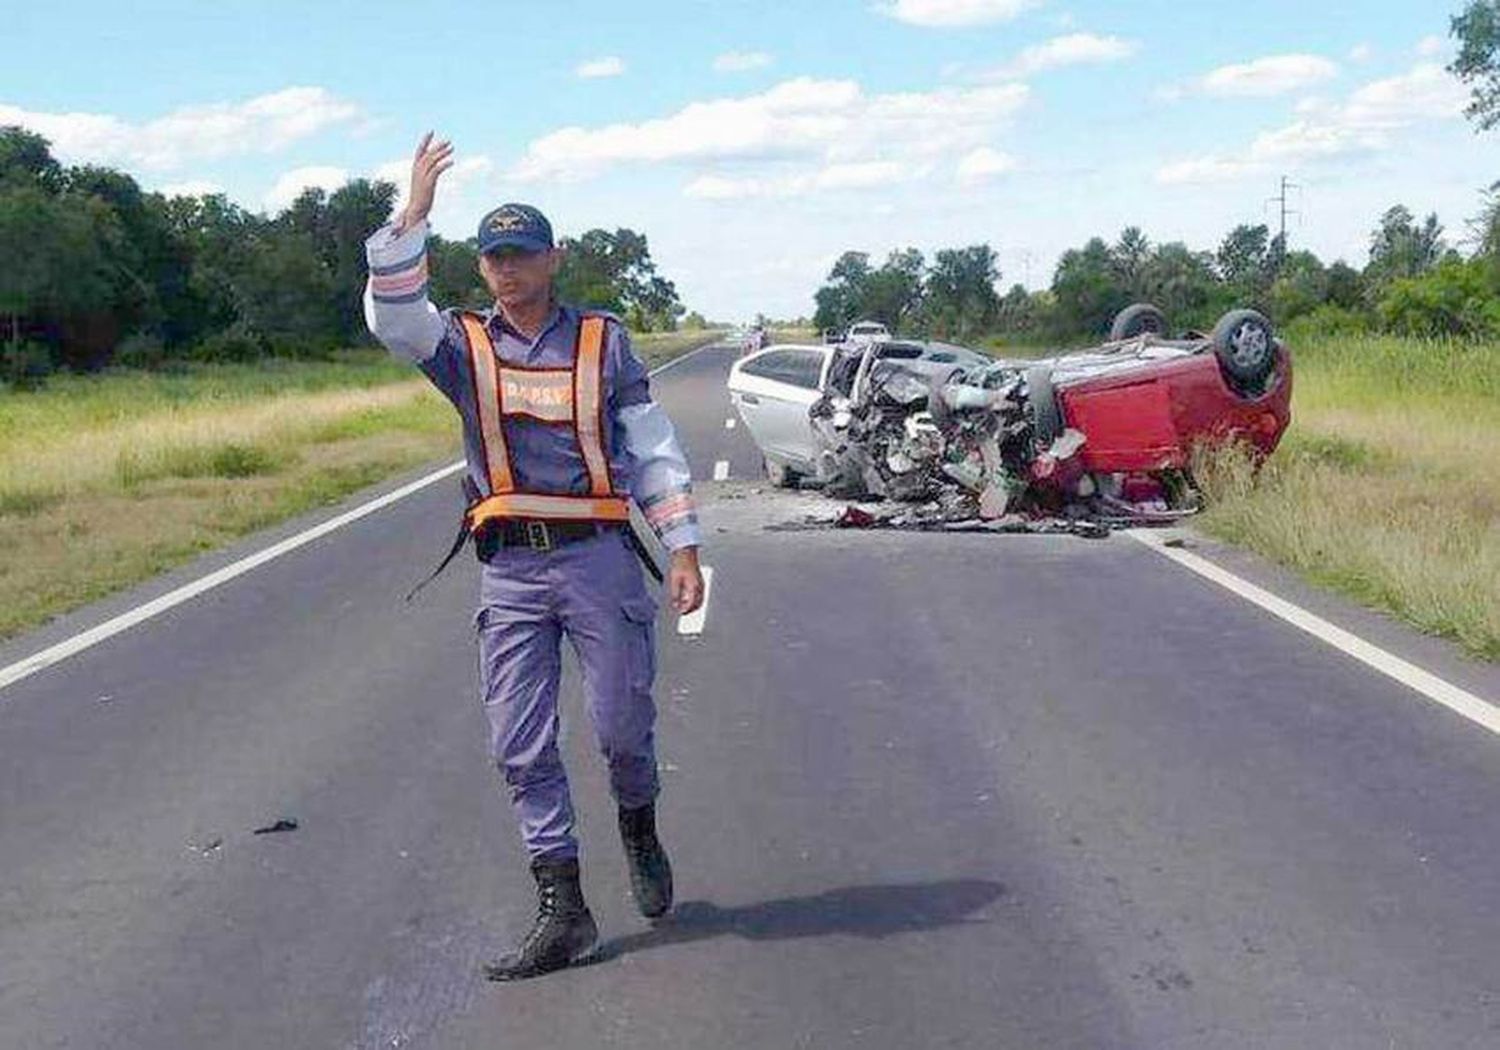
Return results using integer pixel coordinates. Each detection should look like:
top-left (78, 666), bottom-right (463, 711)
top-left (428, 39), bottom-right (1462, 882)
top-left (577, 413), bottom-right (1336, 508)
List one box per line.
top-left (252, 818), bottom-right (300, 835)
top-left (768, 503), bottom-right (1111, 539)
top-left (188, 835), bottom-right (224, 856)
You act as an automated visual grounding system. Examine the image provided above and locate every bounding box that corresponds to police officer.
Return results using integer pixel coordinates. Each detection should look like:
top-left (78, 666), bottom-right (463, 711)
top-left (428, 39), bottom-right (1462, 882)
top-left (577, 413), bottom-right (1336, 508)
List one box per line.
top-left (363, 133), bottom-right (705, 981)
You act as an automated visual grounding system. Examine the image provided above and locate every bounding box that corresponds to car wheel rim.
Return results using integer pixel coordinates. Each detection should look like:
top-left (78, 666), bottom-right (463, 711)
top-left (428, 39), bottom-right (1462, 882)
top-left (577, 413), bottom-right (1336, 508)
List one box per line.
top-left (1230, 323), bottom-right (1268, 369)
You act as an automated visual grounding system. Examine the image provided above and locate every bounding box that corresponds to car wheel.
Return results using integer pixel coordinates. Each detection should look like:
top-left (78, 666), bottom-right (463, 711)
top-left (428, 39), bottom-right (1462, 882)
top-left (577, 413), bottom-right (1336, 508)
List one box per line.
top-left (1211, 309), bottom-right (1276, 392)
top-left (1025, 366), bottom-right (1063, 448)
top-left (1109, 302), bottom-right (1169, 341)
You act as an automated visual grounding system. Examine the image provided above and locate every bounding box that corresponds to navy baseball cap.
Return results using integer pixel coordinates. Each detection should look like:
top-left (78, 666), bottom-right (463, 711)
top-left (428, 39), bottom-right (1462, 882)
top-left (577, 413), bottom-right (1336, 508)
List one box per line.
top-left (476, 203), bottom-right (554, 254)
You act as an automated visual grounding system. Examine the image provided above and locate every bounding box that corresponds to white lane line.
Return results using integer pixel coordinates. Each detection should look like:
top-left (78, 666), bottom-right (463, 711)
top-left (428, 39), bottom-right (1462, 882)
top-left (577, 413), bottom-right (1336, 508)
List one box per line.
top-left (725, 418), bottom-right (737, 430)
top-left (1128, 529), bottom-right (1500, 737)
top-left (645, 338), bottom-right (726, 376)
top-left (676, 566), bottom-right (715, 637)
top-left (0, 349), bottom-right (713, 697)
top-left (712, 460), bottom-right (730, 481)
top-left (0, 463), bottom-right (466, 693)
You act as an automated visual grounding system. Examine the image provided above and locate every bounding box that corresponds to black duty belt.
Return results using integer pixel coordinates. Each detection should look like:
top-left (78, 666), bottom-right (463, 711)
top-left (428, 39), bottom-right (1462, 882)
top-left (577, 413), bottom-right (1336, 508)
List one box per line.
top-left (477, 519), bottom-right (613, 559)
top-left (403, 479), bottom-right (655, 605)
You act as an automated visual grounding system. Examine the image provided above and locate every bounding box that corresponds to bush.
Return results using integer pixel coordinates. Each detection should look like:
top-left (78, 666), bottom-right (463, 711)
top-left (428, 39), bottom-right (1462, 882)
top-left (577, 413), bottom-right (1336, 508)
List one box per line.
top-left (1377, 258), bottom-right (1500, 338)
top-left (1, 340), bottom-right (56, 388)
top-left (1283, 304), bottom-right (1374, 343)
top-left (187, 324), bottom-right (265, 363)
top-left (113, 332), bottom-right (167, 369)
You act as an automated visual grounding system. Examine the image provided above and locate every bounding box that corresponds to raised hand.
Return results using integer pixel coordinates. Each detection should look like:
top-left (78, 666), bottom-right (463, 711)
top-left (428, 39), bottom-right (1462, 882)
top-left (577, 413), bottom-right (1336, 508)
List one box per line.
top-left (396, 131), bottom-right (455, 232)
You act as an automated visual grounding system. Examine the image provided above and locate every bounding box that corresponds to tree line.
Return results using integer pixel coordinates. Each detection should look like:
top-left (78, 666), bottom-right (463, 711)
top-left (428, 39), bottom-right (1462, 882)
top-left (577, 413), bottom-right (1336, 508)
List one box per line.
top-left (0, 127), bottom-right (685, 386)
top-left (814, 196), bottom-right (1500, 346)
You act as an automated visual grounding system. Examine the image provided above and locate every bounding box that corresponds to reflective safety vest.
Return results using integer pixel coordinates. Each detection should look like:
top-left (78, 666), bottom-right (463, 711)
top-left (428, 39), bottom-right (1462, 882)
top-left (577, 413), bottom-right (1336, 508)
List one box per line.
top-left (455, 311), bottom-right (631, 530)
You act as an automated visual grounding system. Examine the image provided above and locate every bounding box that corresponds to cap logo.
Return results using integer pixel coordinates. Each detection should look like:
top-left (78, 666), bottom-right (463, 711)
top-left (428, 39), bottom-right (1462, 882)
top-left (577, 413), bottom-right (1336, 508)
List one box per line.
top-left (488, 210), bottom-right (528, 233)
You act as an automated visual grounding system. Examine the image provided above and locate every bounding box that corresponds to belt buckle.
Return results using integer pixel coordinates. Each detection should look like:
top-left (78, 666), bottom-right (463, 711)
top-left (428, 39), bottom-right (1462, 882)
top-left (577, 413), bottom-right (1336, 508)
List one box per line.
top-left (525, 520), bottom-right (553, 552)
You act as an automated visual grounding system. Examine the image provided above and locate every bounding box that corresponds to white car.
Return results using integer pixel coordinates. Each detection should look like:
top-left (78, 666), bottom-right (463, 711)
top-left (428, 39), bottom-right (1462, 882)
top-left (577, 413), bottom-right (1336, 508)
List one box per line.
top-left (845, 320), bottom-right (891, 346)
top-left (727, 339), bottom-right (989, 486)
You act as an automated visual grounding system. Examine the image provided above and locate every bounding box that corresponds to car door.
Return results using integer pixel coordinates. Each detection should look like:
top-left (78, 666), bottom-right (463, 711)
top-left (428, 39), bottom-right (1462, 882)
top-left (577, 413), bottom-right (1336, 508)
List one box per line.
top-left (727, 347), bottom-right (831, 468)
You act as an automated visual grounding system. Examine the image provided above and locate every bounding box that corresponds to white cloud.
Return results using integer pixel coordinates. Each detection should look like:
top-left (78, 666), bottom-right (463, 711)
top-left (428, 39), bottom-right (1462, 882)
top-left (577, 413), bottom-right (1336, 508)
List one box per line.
top-left (684, 160), bottom-right (915, 199)
top-left (1156, 62), bottom-right (1468, 182)
top-left (511, 76), bottom-right (1028, 183)
top-left (956, 146), bottom-right (1016, 184)
top-left (0, 87), bottom-right (363, 171)
top-left (985, 33), bottom-right (1137, 79)
top-left (1154, 156), bottom-right (1261, 185)
top-left (1342, 62), bottom-right (1467, 130)
top-left (1416, 35), bottom-right (1446, 58)
top-left (878, 0), bottom-right (1039, 27)
top-left (714, 51), bottom-right (773, 73)
top-left (264, 166), bottom-right (348, 211)
top-left (159, 179), bottom-right (223, 198)
top-left (375, 153), bottom-right (494, 188)
top-left (1199, 54), bottom-right (1339, 97)
top-left (1348, 42), bottom-right (1373, 63)
top-left (372, 154), bottom-right (496, 211)
top-left (576, 56), bottom-right (626, 79)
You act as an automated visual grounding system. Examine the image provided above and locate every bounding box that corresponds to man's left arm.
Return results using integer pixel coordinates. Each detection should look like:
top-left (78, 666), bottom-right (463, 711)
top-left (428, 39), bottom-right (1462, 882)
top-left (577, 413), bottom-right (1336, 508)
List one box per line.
top-left (610, 326), bottom-right (705, 613)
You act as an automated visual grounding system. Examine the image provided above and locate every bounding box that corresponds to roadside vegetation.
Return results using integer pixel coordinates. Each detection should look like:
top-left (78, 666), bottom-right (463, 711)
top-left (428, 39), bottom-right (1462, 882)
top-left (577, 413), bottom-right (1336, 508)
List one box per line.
top-left (1195, 327), bottom-right (1499, 661)
top-left (0, 127), bottom-right (690, 387)
top-left (0, 329), bottom-right (722, 642)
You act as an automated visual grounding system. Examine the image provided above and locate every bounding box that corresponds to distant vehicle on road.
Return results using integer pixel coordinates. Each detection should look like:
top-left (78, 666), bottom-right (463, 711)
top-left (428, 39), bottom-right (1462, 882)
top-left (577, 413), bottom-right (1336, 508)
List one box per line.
top-left (739, 324), bottom-right (768, 356)
top-left (844, 320), bottom-right (891, 346)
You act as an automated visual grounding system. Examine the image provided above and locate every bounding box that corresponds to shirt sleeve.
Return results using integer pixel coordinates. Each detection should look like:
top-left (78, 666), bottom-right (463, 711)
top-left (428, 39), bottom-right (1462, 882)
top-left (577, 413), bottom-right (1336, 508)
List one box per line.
top-left (362, 218), bottom-right (446, 363)
top-left (609, 325), bottom-right (701, 552)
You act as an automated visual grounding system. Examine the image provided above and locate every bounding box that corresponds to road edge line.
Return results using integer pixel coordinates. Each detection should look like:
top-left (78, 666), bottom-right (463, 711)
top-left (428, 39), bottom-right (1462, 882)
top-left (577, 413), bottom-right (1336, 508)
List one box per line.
top-left (1127, 529), bottom-right (1500, 737)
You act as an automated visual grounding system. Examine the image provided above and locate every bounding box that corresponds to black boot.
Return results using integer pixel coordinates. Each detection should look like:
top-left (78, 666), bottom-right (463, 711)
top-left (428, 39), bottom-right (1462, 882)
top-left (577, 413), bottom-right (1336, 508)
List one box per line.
top-left (483, 857), bottom-right (599, 981)
top-left (619, 802), bottom-right (673, 919)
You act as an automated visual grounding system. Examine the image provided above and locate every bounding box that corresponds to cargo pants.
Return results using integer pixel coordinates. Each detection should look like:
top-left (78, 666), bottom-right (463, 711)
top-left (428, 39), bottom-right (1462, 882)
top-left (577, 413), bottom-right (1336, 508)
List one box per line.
top-left (474, 527), bottom-right (660, 861)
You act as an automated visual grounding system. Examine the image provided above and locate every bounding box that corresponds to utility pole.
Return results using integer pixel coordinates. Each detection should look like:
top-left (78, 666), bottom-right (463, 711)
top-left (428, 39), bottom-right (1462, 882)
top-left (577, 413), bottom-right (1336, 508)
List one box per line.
top-left (1266, 175), bottom-right (1300, 260)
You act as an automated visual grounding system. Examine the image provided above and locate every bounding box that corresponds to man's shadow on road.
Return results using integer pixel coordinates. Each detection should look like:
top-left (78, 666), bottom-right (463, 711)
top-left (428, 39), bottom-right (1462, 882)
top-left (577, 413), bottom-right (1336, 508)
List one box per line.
top-left (596, 879), bottom-right (1005, 961)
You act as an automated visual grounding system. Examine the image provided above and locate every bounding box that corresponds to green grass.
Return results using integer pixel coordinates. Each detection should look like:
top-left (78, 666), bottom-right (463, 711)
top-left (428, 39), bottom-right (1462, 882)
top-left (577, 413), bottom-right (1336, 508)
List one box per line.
top-left (0, 350), bottom-right (417, 444)
top-left (1194, 331), bottom-right (1500, 661)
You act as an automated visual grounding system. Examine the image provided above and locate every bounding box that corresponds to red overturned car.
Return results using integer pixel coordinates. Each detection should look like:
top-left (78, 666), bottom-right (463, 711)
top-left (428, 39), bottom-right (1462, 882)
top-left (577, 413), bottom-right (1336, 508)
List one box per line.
top-left (726, 303), bottom-right (1291, 525)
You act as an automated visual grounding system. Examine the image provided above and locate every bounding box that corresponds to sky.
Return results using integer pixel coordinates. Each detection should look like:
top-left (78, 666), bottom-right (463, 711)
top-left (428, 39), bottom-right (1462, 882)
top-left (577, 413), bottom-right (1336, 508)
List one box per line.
top-left (2, 0), bottom-right (1495, 321)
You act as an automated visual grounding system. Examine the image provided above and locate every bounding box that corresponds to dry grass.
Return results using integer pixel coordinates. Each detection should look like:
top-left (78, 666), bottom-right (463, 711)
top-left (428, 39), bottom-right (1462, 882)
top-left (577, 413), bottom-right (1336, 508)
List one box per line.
top-left (0, 335), bottom-right (719, 642)
top-left (1, 381), bottom-right (442, 505)
top-left (1195, 333), bottom-right (1500, 661)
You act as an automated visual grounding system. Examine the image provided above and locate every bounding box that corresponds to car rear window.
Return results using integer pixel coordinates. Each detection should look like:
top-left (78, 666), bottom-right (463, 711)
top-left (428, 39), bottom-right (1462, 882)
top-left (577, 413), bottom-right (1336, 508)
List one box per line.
top-left (876, 343), bottom-right (924, 360)
top-left (741, 349), bottom-right (825, 390)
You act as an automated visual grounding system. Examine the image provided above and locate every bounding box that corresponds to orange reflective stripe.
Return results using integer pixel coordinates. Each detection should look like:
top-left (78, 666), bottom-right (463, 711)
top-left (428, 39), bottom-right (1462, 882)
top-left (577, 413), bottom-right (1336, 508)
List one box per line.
top-left (498, 367), bottom-right (573, 423)
top-left (467, 493), bottom-right (630, 527)
top-left (459, 313), bottom-right (514, 495)
top-left (574, 316), bottom-right (612, 497)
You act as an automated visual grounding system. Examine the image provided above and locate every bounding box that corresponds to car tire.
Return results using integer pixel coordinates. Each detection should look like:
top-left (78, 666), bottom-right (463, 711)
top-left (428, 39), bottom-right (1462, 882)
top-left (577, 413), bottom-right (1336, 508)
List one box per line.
top-left (1109, 302), bottom-right (1169, 341)
top-left (1211, 309), bottom-right (1276, 392)
top-left (1025, 366), bottom-right (1063, 448)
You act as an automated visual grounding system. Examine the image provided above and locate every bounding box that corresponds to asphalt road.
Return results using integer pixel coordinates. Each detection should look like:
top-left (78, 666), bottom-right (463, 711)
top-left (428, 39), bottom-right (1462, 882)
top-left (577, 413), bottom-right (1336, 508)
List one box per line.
top-left (3, 341), bottom-right (1499, 1049)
